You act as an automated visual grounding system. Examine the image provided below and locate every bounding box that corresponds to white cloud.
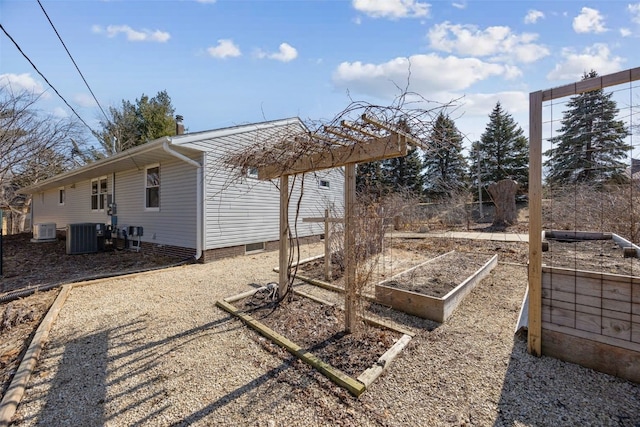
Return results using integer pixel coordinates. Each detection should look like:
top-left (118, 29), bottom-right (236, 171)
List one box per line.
top-left (52, 107), bottom-right (68, 118)
top-left (0, 73), bottom-right (48, 97)
top-left (462, 91), bottom-right (529, 117)
top-left (92, 24), bottom-right (171, 42)
top-left (206, 39), bottom-right (241, 58)
top-left (452, 2), bottom-right (466, 10)
top-left (257, 43), bottom-right (298, 62)
top-left (195, 0), bottom-right (216, 3)
top-left (73, 93), bottom-right (95, 108)
top-left (524, 9), bottom-right (544, 24)
top-left (630, 3), bottom-right (640, 24)
top-left (620, 28), bottom-right (632, 37)
top-left (547, 44), bottom-right (624, 80)
top-left (332, 54), bottom-right (519, 100)
top-left (428, 22), bottom-right (549, 63)
top-left (573, 7), bottom-right (607, 34)
top-left (352, 0), bottom-right (430, 19)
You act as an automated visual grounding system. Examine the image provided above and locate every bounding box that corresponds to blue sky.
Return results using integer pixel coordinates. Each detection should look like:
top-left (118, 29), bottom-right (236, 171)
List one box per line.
top-left (1, 0), bottom-right (639, 149)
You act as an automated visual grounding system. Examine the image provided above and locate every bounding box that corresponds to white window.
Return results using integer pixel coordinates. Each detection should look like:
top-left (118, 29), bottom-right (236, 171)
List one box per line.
top-left (91, 177), bottom-right (107, 211)
top-left (319, 179), bottom-right (330, 189)
top-left (58, 188), bottom-right (65, 205)
top-left (145, 165), bottom-right (160, 210)
top-left (246, 167), bottom-right (259, 179)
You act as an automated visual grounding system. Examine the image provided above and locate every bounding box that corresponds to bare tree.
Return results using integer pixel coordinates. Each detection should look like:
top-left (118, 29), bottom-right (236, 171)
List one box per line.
top-left (0, 85), bottom-right (86, 233)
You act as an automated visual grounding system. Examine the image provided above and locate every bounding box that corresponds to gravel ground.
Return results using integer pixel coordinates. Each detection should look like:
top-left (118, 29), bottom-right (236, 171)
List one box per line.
top-left (10, 240), bottom-right (640, 426)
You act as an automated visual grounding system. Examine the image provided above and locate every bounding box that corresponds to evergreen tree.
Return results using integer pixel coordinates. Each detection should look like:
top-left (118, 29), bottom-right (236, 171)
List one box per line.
top-left (470, 101), bottom-right (528, 189)
top-left (94, 90), bottom-right (176, 157)
top-left (356, 161), bottom-right (386, 197)
top-left (382, 147), bottom-right (424, 196)
top-left (544, 70), bottom-right (631, 186)
top-left (423, 113), bottom-right (468, 198)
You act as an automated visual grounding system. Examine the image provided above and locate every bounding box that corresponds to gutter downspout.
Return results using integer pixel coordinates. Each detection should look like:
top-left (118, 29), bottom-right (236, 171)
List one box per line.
top-left (162, 139), bottom-right (203, 261)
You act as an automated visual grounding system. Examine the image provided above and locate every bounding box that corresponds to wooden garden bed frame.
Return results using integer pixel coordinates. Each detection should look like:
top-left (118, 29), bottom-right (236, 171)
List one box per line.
top-left (375, 252), bottom-right (498, 322)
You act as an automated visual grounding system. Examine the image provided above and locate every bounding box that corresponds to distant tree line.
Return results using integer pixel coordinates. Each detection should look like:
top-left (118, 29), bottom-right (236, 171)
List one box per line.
top-left (357, 70), bottom-right (632, 201)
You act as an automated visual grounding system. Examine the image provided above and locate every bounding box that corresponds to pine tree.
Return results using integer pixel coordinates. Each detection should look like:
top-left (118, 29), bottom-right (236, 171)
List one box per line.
top-left (95, 90), bottom-right (176, 157)
top-left (544, 70), bottom-right (631, 186)
top-left (382, 147), bottom-right (424, 196)
top-left (423, 113), bottom-right (468, 198)
top-left (356, 160), bottom-right (386, 198)
top-left (471, 102), bottom-right (528, 189)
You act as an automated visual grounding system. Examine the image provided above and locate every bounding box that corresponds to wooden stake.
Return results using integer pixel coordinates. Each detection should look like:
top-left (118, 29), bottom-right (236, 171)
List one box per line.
top-left (528, 90), bottom-right (543, 357)
top-left (279, 175), bottom-right (289, 298)
top-left (344, 163), bottom-right (356, 333)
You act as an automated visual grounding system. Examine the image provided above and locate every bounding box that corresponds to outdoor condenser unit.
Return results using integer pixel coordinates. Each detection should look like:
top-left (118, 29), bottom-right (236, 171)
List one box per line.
top-left (32, 223), bottom-right (56, 242)
top-left (66, 223), bottom-right (98, 255)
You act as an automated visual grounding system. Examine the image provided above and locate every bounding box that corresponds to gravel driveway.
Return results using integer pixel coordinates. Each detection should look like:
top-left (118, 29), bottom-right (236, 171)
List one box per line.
top-left (10, 240), bottom-right (640, 426)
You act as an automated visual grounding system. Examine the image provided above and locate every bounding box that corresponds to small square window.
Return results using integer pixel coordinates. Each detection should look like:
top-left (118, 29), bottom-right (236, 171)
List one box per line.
top-left (246, 167), bottom-right (259, 179)
top-left (319, 179), bottom-right (330, 189)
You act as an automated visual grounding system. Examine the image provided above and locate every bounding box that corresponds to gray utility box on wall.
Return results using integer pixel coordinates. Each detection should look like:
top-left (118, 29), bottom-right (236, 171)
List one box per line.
top-left (66, 223), bottom-right (98, 255)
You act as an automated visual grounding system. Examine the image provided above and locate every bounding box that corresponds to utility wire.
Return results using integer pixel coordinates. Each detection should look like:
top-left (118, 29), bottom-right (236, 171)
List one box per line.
top-left (0, 23), bottom-right (97, 135)
top-left (37, 0), bottom-right (110, 123)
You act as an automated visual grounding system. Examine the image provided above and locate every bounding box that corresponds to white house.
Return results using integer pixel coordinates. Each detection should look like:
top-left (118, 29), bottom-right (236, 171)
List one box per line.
top-left (19, 118), bottom-right (344, 261)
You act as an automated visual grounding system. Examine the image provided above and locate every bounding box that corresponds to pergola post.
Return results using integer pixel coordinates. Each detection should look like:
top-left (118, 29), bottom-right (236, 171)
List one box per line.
top-left (279, 175), bottom-right (290, 298)
top-left (344, 163), bottom-right (356, 333)
top-left (528, 91), bottom-right (543, 356)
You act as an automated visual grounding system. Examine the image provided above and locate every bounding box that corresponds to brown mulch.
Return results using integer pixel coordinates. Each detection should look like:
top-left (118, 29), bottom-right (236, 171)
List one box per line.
top-left (240, 296), bottom-right (400, 377)
top-left (0, 233), bottom-right (184, 295)
top-left (0, 289), bottom-right (59, 398)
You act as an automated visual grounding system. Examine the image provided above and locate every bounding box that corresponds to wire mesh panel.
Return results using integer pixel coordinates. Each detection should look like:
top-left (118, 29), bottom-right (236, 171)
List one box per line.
top-left (529, 68), bottom-right (640, 380)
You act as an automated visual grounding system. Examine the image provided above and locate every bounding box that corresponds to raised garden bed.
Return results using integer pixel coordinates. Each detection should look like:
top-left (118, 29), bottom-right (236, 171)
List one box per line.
top-left (376, 251), bottom-right (498, 322)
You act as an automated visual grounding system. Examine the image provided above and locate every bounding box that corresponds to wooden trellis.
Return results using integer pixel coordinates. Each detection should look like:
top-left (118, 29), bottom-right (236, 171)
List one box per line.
top-left (254, 114), bottom-right (422, 332)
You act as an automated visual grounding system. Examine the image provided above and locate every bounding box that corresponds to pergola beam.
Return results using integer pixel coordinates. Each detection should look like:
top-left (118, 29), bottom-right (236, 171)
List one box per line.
top-left (258, 134), bottom-right (407, 180)
top-left (323, 126), bottom-right (367, 144)
top-left (361, 114), bottom-right (422, 147)
top-left (341, 120), bottom-right (381, 139)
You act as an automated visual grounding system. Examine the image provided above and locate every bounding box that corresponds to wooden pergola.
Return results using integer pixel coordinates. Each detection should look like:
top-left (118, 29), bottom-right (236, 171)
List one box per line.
top-left (255, 114), bottom-right (421, 332)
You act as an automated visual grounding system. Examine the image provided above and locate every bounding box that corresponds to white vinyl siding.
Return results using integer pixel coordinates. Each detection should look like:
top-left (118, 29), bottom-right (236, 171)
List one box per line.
top-left (114, 159), bottom-right (198, 248)
top-left (33, 179), bottom-right (110, 227)
top-left (31, 160), bottom-right (198, 249)
top-left (178, 122), bottom-right (344, 251)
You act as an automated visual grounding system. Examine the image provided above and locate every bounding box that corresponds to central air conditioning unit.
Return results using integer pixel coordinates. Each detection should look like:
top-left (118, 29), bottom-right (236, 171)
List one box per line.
top-left (66, 223), bottom-right (98, 255)
top-left (31, 223), bottom-right (57, 242)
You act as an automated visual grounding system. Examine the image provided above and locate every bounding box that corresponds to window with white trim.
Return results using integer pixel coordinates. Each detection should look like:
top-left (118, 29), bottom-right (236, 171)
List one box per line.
top-left (145, 165), bottom-right (160, 210)
top-left (319, 179), bottom-right (330, 189)
top-left (246, 167), bottom-right (259, 179)
top-left (58, 187), bottom-right (65, 205)
top-left (91, 177), bottom-right (107, 211)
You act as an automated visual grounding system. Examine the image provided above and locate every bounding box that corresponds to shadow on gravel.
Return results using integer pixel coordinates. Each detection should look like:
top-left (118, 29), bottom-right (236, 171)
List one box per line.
top-left (494, 336), bottom-right (640, 427)
top-left (17, 314), bottom-right (243, 425)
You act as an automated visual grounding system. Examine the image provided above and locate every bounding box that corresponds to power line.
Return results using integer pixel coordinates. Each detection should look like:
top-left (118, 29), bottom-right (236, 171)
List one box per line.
top-left (37, 0), bottom-right (110, 123)
top-left (0, 23), bottom-right (97, 135)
